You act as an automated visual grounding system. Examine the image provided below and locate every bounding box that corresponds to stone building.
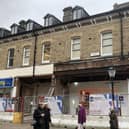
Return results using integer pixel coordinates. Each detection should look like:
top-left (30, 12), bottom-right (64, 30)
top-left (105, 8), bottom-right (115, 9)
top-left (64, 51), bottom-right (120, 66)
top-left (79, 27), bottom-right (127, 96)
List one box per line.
top-left (0, 2), bottom-right (129, 120)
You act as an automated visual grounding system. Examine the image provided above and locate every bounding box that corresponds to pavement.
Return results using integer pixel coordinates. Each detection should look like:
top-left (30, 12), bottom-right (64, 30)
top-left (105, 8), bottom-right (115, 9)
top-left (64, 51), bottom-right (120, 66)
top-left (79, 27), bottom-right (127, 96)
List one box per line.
top-left (0, 121), bottom-right (110, 129)
top-left (0, 121), bottom-right (66, 129)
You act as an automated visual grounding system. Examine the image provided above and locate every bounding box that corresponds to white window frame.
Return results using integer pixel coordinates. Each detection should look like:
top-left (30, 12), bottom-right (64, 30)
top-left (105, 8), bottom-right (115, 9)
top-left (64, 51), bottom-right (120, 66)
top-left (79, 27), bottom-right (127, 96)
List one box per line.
top-left (22, 47), bottom-right (30, 66)
top-left (101, 32), bottom-right (113, 56)
top-left (7, 48), bottom-right (15, 68)
top-left (45, 17), bottom-right (53, 26)
top-left (26, 22), bottom-right (33, 31)
top-left (71, 38), bottom-right (80, 60)
top-left (73, 9), bottom-right (82, 20)
top-left (42, 43), bottom-right (50, 63)
top-left (11, 26), bottom-right (18, 34)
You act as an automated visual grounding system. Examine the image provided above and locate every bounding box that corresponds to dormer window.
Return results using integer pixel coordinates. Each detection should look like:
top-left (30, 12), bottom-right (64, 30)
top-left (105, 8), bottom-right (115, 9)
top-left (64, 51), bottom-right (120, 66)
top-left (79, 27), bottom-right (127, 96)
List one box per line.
top-left (72, 6), bottom-right (89, 20)
top-left (26, 22), bottom-right (33, 31)
top-left (45, 17), bottom-right (53, 26)
top-left (73, 9), bottom-right (82, 20)
top-left (44, 14), bottom-right (61, 27)
top-left (11, 26), bottom-right (18, 34)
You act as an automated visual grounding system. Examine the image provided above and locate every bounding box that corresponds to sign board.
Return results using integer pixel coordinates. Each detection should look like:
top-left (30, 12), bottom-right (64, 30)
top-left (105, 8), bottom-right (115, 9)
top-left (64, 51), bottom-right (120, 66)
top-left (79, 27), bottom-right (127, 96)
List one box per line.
top-left (45, 97), bottom-right (62, 115)
top-left (119, 96), bottom-right (124, 101)
top-left (0, 78), bottom-right (14, 88)
top-left (0, 97), bottom-right (13, 112)
top-left (89, 94), bottom-right (119, 115)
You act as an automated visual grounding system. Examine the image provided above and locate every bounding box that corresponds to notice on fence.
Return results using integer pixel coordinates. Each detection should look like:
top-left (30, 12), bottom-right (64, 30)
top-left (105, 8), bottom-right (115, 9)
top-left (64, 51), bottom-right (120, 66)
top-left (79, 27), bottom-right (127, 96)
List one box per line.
top-left (89, 94), bottom-right (110, 115)
top-left (45, 97), bottom-right (62, 115)
top-left (0, 97), bottom-right (13, 112)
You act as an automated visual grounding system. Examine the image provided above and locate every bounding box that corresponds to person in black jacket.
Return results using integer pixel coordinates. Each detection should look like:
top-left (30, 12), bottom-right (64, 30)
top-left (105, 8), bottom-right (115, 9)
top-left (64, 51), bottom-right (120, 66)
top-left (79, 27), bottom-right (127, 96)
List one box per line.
top-left (109, 109), bottom-right (119, 129)
top-left (43, 103), bottom-right (51, 129)
top-left (33, 103), bottom-right (46, 129)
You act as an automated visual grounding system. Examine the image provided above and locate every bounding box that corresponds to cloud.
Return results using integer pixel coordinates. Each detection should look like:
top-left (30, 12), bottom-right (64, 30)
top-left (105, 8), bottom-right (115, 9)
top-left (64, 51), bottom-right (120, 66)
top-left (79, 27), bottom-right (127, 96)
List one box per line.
top-left (0, 0), bottom-right (129, 29)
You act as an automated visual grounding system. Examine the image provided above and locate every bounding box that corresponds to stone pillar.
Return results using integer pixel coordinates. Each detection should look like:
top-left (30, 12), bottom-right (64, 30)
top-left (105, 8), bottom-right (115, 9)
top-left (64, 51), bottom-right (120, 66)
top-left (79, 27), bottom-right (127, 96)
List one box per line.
top-left (127, 79), bottom-right (129, 116)
top-left (13, 77), bottom-right (22, 112)
top-left (14, 77), bottom-right (21, 97)
top-left (121, 79), bottom-right (129, 116)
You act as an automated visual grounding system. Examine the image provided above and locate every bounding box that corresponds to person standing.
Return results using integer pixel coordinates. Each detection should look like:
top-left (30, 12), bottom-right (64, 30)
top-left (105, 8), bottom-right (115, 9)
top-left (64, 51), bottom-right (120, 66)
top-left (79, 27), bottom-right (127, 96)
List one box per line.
top-left (33, 103), bottom-right (45, 129)
top-left (109, 109), bottom-right (119, 129)
top-left (78, 102), bottom-right (86, 129)
top-left (43, 103), bottom-right (51, 129)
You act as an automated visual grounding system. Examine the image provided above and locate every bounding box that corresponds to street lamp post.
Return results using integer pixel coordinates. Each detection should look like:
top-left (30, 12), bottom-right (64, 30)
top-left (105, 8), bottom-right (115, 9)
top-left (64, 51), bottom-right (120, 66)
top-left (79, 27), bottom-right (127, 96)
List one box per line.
top-left (108, 67), bottom-right (116, 109)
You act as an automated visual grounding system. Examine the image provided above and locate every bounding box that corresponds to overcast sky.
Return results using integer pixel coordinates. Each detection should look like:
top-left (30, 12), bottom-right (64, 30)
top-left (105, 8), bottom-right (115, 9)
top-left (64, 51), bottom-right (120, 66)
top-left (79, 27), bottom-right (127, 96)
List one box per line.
top-left (0, 0), bottom-right (129, 29)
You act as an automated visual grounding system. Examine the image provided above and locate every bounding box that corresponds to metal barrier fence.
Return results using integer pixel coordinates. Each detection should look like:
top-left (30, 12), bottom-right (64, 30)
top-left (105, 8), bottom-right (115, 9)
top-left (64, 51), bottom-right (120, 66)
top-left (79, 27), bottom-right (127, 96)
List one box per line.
top-left (0, 93), bottom-right (129, 116)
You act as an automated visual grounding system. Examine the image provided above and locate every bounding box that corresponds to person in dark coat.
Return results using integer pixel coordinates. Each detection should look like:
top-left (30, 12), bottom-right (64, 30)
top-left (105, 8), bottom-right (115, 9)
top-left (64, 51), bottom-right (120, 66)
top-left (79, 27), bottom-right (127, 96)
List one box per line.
top-left (77, 102), bottom-right (86, 129)
top-left (43, 103), bottom-right (51, 129)
top-left (109, 109), bottom-right (119, 129)
top-left (33, 103), bottom-right (45, 129)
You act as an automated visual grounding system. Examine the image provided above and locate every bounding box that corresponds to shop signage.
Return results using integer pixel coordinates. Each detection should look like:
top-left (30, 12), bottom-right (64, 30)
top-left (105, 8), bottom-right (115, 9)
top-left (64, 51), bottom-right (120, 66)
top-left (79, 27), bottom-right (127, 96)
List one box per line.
top-left (0, 78), bottom-right (14, 88)
top-left (119, 96), bottom-right (124, 101)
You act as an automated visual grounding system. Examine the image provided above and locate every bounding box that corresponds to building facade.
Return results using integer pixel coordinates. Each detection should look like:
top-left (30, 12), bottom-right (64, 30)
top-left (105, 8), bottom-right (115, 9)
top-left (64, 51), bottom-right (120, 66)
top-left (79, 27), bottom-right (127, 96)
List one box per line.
top-left (0, 2), bottom-right (129, 119)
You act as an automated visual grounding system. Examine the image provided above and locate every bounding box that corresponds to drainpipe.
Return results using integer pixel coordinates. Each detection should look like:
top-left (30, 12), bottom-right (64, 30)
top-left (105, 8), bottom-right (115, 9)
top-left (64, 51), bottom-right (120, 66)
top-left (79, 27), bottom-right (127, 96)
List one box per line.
top-left (32, 32), bottom-right (38, 78)
top-left (119, 12), bottom-right (124, 59)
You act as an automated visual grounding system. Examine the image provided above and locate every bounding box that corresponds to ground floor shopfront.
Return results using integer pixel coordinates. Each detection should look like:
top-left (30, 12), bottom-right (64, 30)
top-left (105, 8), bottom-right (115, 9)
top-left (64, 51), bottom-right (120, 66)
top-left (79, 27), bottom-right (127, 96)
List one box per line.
top-left (0, 64), bottom-right (54, 121)
top-left (55, 56), bottom-right (129, 116)
top-left (0, 56), bottom-right (129, 121)
top-left (68, 80), bottom-right (129, 116)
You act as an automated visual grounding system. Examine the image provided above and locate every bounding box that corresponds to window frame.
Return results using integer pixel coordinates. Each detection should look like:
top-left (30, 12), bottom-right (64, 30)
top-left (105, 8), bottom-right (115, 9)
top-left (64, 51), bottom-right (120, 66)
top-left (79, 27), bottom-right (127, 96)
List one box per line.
top-left (101, 31), bottom-right (113, 56)
top-left (22, 47), bottom-right (30, 66)
top-left (45, 17), bottom-right (53, 26)
top-left (7, 48), bottom-right (15, 68)
top-left (11, 26), bottom-right (18, 34)
top-left (42, 43), bottom-right (51, 63)
top-left (73, 9), bottom-right (82, 20)
top-left (71, 37), bottom-right (81, 60)
top-left (26, 22), bottom-right (33, 31)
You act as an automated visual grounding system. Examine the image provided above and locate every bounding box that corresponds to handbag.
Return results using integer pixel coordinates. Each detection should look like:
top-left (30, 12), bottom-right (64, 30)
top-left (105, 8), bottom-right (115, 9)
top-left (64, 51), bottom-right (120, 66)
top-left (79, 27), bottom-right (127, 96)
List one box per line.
top-left (31, 119), bottom-right (37, 126)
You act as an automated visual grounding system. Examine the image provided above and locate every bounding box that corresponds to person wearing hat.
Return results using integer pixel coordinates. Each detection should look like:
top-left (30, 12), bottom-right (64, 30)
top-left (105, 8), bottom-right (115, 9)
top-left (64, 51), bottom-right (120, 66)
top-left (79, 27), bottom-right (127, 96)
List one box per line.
top-left (33, 102), bottom-right (46, 129)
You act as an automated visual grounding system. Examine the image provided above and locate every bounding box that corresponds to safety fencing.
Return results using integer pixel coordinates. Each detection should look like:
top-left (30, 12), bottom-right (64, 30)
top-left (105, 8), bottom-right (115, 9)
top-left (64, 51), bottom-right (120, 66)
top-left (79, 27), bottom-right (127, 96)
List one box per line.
top-left (0, 93), bottom-right (129, 117)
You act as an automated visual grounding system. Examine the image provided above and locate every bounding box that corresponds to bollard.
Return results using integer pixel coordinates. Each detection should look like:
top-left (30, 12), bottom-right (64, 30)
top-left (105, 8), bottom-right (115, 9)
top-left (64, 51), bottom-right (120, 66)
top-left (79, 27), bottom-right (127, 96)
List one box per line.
top-left (109, 109), bottom-right (118, 129)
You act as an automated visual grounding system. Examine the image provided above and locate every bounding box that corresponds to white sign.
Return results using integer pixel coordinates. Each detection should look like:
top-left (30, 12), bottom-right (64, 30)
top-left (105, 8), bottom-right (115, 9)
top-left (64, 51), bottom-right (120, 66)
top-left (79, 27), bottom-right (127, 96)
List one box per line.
top-left (89, 94), bottom-right (110, 115)
top-left (45, 97), bottom-right (62, 115)
top-left (0, 97), bottom-right (13, 112)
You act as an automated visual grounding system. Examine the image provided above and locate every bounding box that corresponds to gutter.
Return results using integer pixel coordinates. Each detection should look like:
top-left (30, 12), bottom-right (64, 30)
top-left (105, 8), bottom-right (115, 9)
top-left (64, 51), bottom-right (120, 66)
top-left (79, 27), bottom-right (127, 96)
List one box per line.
top-left (119, 12), bottom-right (124, 59)
top-left (32, 32), bottom-right (38, 78)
